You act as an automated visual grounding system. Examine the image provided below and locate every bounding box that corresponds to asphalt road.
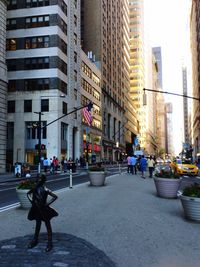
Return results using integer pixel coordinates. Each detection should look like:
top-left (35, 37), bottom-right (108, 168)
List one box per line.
top-left (0, 166), bottom-right (126, 209)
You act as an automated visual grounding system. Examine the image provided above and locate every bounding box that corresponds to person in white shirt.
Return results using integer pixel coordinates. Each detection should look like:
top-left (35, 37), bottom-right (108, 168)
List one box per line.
top-left (147, 155), bottom-right (155, 178)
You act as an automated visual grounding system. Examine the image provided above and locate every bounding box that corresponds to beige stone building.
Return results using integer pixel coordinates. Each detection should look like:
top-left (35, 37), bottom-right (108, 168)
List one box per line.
top-left (190, 0), bottom-right (200, 159)
top-left (80, 50), bottom-right (102, 163)
top-left (129, 0), bottom-right (146, 151)
top-left (81, 0), bottom-right (137, 161)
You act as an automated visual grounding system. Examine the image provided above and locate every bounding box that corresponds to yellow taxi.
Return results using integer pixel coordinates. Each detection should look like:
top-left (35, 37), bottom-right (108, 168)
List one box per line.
top-left (171, 158), bottom-right (199, 176)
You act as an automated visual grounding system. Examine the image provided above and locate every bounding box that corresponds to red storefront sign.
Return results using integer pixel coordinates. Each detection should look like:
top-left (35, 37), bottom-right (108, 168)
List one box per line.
top-left (83, 142), bottom-right (101, 152)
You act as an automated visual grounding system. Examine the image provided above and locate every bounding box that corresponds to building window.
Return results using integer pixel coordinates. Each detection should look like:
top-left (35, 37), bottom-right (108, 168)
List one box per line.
top-left (41, 99), bottom-right (49, 112)
top-left (74, 15), bottom-right (77, 27)
top-left (61, 122), bottom-right (68, 141)
top-left (74, 33), bottom-right (77, 45)
top-left (60, 19), bottom-right (67, 35)
top-left (61, 1), bottom-right (67, 15)
top-left (26, 15), bottom-right (49, 28)
top-left (25, 57), bottom-right (49, 69)
top-left (60, 59), bottom-right (67, 75)
top-left (26, 0), bottom-right (50, 8)
top-left (61, 38), bottom-right (67, 54)
top-left (26, 121), bottom-right (47, 140)
top-left (7, 19), bottom-right (17, 30)
top-left (59, 80), bottom-right (67, 94)
top-left (74, 52), bottom-right (77, 63)
top-left (6, 39), bottom-right (17, 51)
top-left (7, 101), bottom-right (15, 113)
top-left (8, 0), bottom-right (17, 9)
top-left (24, 100), bottom-right (32, 112)
top-left (25, 79), bottom-right (50, 91)
top-left (62, 102), bottom-right (68, 115)
top-left (25, 36), bottom-right (50, 49)
top-left (7, 59), bottom-right (17, 71)
top-left (8, 80), bottom-right (16, 92)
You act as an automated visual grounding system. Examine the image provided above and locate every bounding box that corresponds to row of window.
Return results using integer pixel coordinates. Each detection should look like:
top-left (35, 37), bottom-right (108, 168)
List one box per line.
top-left (7, 56), bottom-right (68, 76)
top-left (7, 99), bottom-right (68, 114)
top-left (81, 79), bottom-right (101, 101)
top-left (81, 62), bottom-right (100, 86)
top-left (8, 78), bottom-right (67, 94)
top-left (6, 33), bottom-right (77, 53)
top-left (8, 0), bottom-right (67, 16)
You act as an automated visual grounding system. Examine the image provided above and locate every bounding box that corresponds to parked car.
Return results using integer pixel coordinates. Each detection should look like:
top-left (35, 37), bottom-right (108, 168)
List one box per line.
top-left (171, 158), bottom-right (198, 176)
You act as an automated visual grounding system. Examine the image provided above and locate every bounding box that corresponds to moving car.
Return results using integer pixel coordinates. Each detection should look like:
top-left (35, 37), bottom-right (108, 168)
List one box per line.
top-left (171, 158), bottom-right (199, 176)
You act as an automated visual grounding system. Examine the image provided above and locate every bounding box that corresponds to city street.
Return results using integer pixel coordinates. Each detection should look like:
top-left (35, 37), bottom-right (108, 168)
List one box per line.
top-left (0, 172), bottom-right (200, 267)
top-left (0, 165), bottom-right (125, 210)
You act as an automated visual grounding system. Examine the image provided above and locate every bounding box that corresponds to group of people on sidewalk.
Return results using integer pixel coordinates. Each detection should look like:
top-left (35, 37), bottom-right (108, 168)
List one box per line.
top-left (127, 155), bottom-right (155, 179)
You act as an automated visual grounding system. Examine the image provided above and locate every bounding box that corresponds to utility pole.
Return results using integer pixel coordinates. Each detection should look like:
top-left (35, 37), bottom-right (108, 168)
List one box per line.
top-left (34, 111), bottom-right (43, 174)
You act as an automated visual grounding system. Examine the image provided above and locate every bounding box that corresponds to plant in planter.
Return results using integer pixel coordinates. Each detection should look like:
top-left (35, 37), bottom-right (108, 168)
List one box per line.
top-left (16, 179), bottom-right (36, 209)
top-left (88, 164), bottom-right (106, 186)
top-left (153, 164), bottom-right (181, 198)
top-left (179, 183), bottom-right (200, 221)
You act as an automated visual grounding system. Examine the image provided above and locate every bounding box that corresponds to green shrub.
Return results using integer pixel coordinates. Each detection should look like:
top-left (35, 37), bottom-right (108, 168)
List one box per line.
top-left (16, 179), bottom-right (36, 190)
top-left (183, 183), bottom-right (200, 198)
top-left (154, 165), bottom-right (180, 179)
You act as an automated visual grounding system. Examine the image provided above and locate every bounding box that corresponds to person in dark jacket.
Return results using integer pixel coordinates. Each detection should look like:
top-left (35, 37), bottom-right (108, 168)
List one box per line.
top-left (27, 174), bottom-right (58, 252)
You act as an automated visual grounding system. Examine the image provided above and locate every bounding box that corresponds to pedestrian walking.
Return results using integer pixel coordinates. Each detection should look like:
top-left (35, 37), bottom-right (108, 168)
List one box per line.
top-left (140, 155), bottom-right (147, 179)
top-left (130, 155), bottom-right (137, 174)
top-left (27, 174), bottom-right (58, 252)
top-left (127, 155), bottom-right (131, 174)
top-left (43, 157), bottom-right (49, 173)
top-left (147, 155), bottom-right (155, 178)
top-left (147, 156), bottom-right (155, 178)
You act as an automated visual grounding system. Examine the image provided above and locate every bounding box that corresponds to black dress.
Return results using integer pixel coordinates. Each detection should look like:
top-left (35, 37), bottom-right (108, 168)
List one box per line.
top-left (27, 185), bottom-right (58, 222)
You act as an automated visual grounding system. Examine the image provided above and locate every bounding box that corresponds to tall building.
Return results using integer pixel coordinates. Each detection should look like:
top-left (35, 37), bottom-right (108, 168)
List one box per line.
top-left (80, 50), bottom-right (102, 163)
top-left (152, 47), bottom-right (166, 156)
top-left (182, 66), bottom-right (189, 145)
top-left (81, 0), bottom-right (136, 161)
top-left (0, 0), bottom-right (7, 173)
top-left (190, 0), bottom-right (200, 158)
top-left (165, 103), bottom-right (174, 156)
top-left (6, 0), bottom-right (81, 165)
top-left (129, 0), bottom-right (146, 150)
top-left (152, 47), bottom-right (163, 89)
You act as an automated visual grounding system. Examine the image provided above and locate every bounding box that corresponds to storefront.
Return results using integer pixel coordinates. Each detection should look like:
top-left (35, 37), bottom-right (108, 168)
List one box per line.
top-left (82, 129), bottom-right (101, 164)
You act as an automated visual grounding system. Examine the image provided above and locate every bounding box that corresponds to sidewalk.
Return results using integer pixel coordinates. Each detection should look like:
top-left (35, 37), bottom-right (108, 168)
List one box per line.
top-left (0, 173), bottom-right (200, 267)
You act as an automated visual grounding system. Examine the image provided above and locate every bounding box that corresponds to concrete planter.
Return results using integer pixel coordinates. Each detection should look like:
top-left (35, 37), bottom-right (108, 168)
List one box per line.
top-left (153, 177), bottom-right (182, 199)
top-left (16, 189), bottom-right (31, 209)
top-left (89, 171), bottom-right (106, 186)
top-left (180, 194), bottom-right (200, 222)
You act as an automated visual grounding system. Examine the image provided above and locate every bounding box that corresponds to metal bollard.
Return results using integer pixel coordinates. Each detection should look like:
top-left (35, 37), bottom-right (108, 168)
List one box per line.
top-left (69, 169), bottom-right (73, 188)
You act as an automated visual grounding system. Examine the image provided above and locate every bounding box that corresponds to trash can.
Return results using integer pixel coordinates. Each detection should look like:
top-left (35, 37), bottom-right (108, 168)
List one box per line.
top-left (72, 162), bottom-right (76, 173)
top-left (15, 162), bottom-right (22, 177)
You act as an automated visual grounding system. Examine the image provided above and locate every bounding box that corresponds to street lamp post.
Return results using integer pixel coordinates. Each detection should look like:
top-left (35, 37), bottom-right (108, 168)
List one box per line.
top-left (34, 111), bottom-right (43, 174)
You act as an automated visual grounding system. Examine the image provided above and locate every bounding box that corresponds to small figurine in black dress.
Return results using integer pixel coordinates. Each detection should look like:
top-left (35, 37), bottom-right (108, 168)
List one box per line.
top-left (27, 174), bottom-right (58, 252)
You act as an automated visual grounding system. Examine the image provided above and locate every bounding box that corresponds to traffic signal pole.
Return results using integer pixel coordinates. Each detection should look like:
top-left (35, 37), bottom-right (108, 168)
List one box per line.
top-left (34, 111), bottom-right (42, 174)
top-left (34, 102), bottom-right (93, 174)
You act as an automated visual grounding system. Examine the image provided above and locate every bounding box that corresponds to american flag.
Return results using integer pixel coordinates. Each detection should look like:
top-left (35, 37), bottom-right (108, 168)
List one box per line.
top-left (82, 105), bottom-right (93, 126)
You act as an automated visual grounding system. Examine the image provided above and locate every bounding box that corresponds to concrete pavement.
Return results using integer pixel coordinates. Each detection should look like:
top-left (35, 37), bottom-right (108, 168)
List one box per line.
top-left (0, 173), bottom-right (200, 267)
